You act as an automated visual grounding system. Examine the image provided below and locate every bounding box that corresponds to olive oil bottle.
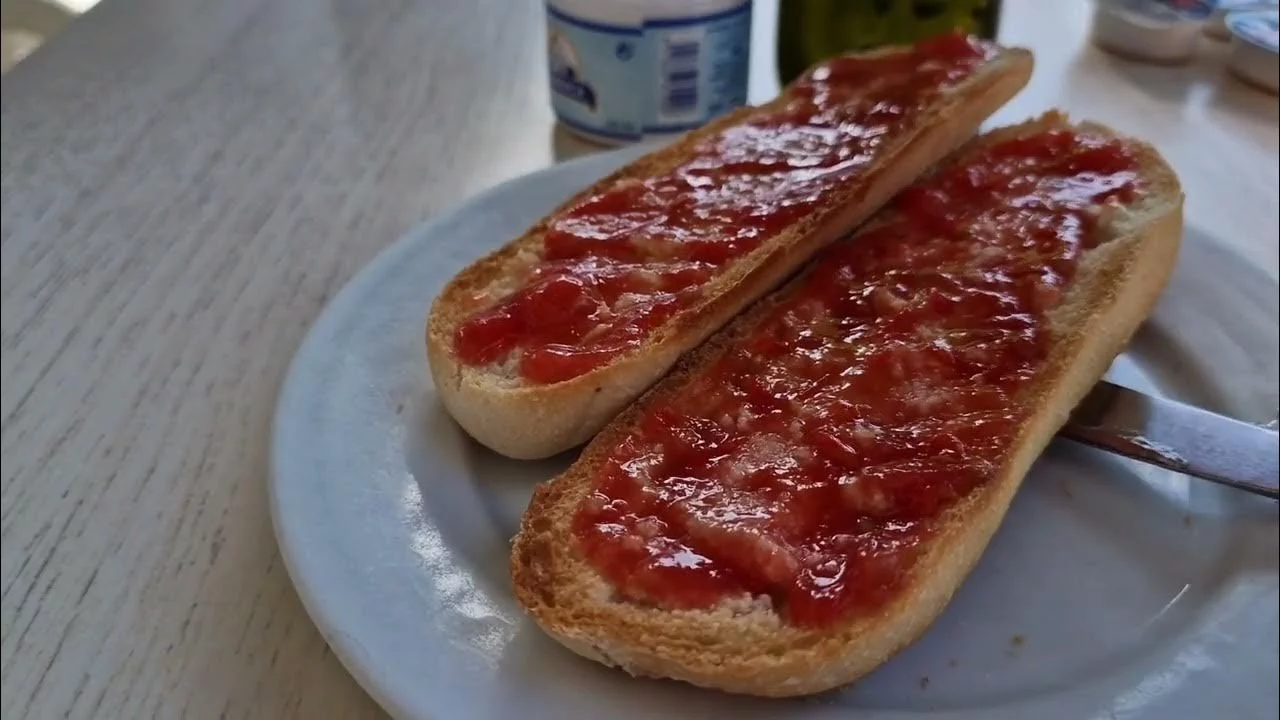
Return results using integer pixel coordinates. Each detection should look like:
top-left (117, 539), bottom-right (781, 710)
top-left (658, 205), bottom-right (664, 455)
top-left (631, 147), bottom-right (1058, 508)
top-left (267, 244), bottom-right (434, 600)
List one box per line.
top-left (777, 0), bottom-right (1004, 84)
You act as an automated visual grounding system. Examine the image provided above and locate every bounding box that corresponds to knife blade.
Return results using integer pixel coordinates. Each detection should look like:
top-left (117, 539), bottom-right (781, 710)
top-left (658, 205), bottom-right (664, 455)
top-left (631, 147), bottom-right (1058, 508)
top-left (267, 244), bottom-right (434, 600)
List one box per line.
top-left (1060, 380), bottom-right (1279, 500)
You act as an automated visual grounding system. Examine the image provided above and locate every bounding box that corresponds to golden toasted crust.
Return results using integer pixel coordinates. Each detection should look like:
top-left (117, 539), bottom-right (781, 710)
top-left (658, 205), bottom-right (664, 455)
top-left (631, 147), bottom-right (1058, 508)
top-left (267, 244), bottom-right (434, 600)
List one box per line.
top-left (509, 112), bottom-right (1184, 697)
top-left (426, 43), bottom-right (1034, 459)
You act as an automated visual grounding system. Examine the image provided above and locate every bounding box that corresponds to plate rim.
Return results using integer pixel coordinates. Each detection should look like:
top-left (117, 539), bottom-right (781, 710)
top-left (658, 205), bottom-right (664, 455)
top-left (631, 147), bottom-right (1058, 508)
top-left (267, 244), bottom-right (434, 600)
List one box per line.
top-left (269, 146), bottom-right (654, 720)
top-left (269, 145), bottom-right (1280, 720)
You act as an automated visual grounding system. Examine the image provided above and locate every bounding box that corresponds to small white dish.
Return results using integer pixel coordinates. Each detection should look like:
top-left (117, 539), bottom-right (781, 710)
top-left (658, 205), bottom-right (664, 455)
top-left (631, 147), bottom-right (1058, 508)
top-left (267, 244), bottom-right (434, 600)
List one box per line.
top-left (1091, 0), bottom-right (1212, 63)
top-left (1226, 9), bottom-right (1280, 92)
top-left (270, 146), bottom-right (1280, 720)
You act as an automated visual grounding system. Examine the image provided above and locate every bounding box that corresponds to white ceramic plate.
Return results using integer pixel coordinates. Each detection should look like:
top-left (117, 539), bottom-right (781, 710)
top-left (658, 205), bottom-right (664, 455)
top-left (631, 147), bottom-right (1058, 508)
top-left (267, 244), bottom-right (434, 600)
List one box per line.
top-left (271, 145), bottom-right (1280, 720)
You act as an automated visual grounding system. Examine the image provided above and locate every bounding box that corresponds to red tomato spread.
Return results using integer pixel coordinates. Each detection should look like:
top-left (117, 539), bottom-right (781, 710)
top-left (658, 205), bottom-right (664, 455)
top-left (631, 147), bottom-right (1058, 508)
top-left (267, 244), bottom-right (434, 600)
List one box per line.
top-left (453, 32), bottom-right (998, 384)
top-left (573, 128), bottom-right (1143, 627)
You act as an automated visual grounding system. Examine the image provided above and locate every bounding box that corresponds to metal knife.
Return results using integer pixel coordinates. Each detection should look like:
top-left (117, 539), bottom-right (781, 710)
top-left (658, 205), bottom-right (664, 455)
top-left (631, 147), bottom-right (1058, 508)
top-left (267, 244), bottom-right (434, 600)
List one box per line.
top-left (1060, 380), bottom-right (1280, 500)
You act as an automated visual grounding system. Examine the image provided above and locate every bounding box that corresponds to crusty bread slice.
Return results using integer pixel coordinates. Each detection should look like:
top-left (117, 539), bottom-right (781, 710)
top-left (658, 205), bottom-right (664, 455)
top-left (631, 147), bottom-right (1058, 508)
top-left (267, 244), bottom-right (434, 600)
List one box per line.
top-left (427, 41), bottom-right (1033, 459)
top-left (510, 112), bottom-right (1184, 697)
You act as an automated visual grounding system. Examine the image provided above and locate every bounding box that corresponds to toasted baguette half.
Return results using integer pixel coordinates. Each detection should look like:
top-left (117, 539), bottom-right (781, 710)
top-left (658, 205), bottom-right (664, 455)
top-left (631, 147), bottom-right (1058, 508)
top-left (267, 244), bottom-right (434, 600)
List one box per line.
top-left (427, 40), bottom-right (1033, 459)
top-left (510, 112), bottom-right (1184, 697)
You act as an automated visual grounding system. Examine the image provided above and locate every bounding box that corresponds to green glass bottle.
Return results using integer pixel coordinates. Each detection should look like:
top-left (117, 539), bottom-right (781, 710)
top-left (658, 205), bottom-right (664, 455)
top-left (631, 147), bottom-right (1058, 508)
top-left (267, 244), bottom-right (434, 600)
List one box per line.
top-left (776, 0), bottom-right (1004, 85)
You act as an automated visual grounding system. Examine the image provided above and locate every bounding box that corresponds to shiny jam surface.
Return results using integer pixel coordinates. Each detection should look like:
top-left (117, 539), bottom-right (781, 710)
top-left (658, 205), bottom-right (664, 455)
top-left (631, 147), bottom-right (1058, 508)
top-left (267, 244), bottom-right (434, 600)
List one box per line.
top-left (573, 129), bottom-right (1143, 627)
top-left (453, 33), bottom-right (998, 384)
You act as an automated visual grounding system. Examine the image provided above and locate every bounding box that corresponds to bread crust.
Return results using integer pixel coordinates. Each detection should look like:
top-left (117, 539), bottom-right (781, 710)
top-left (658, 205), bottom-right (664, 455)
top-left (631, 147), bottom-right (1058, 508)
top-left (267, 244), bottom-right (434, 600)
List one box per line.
top-left (509, 112), bottom-right (1184, 697)
top-left (427, 43), bottom-right (1034, 459)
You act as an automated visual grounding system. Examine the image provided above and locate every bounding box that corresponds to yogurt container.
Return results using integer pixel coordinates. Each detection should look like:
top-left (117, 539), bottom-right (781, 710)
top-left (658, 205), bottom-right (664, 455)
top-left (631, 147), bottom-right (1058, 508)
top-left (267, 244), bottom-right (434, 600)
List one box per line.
top-left (1225, 9), bottom-right (1280, 92)
top-left (1090, 0), bottom-right (1214, 63)
top-left (1205, 0), bottom-right (1278, 40)
top-left (545, 0), bottom-right (752, 146)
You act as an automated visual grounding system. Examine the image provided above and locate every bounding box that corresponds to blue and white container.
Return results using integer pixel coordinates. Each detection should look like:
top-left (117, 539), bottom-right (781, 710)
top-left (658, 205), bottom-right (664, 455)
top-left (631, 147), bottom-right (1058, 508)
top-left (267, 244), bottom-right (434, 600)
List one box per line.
top-left (1226, 9), bottom-right (1280, 92)
top-left (1091, 0), bottom-right (1214, 63)
top-left (545, 0), bottom-right (753, 145)
top-left (1206, 1), bottom-right (1278, 40)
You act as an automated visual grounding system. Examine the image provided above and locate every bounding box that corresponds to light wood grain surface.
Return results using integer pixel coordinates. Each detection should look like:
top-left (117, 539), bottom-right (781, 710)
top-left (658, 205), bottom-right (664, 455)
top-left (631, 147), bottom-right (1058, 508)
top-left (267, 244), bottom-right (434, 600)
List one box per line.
top-left (2, 0), bottom-right (1276, 718)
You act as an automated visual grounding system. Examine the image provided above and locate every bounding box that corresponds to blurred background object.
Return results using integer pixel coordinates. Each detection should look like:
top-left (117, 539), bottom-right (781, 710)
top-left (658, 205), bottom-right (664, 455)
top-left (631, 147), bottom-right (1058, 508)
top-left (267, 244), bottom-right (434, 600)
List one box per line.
top-left (1, 0), bottom-right (94, 73)
top-left (1089, 0), bottom-right (1214, 65)
top-left (1224, 7), bottom-right (1279, 92)
top-left (776, 0), bottom-right (1004, 84)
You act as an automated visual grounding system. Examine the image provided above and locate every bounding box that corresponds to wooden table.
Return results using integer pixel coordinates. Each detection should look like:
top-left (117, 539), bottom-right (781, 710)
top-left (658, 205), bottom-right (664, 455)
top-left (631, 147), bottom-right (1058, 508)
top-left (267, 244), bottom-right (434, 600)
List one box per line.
top-left (3, 0), bottom-right (1276, 717)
